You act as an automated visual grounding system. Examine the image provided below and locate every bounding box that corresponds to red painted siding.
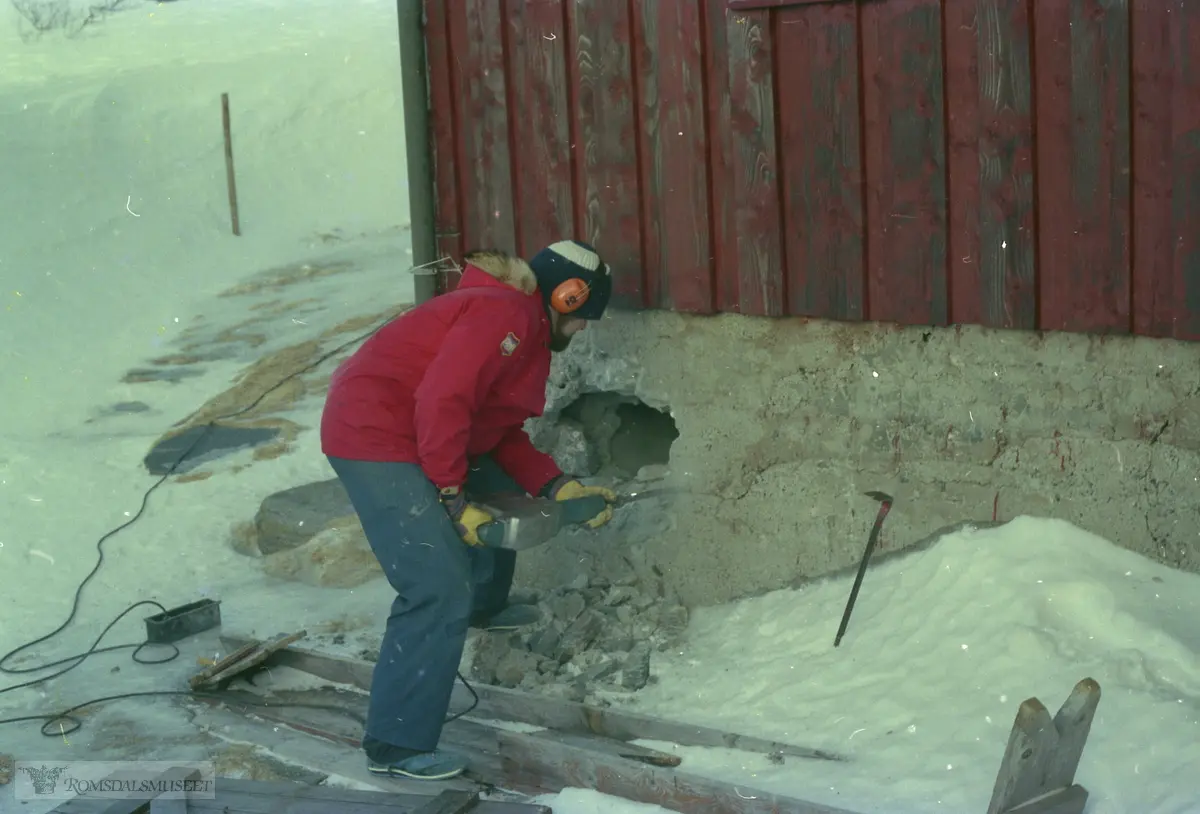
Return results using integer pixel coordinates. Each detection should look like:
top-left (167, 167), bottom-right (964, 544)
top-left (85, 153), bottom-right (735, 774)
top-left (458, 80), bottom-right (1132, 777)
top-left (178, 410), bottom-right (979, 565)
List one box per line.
top-left (422, 0), bottom-right (1200, 341)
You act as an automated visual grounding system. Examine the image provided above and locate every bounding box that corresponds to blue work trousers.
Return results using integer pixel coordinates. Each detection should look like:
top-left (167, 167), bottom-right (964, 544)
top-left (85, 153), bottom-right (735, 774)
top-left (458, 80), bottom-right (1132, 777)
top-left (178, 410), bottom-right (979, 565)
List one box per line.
top-left (325, 454), bottom-right (520, 755)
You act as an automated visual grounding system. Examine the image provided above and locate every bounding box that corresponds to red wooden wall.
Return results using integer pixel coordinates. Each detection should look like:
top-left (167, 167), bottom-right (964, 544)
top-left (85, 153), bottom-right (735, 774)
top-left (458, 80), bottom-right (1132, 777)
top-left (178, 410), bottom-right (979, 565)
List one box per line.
top-left (421, 0), bottom-right (1200, 340)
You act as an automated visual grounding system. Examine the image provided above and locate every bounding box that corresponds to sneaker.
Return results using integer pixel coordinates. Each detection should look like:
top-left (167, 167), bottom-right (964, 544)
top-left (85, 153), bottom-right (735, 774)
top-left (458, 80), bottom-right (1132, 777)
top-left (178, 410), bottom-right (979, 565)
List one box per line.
top-left (367, 749), bottom-right (467, 780)
top-left (470, 603), bottom-right (542, 631)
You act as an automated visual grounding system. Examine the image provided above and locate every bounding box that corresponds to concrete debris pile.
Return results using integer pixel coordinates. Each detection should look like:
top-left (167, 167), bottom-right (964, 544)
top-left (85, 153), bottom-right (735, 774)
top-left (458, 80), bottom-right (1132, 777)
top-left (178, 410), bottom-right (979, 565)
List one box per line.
top-left (468, 571), bottom-right (689, 704)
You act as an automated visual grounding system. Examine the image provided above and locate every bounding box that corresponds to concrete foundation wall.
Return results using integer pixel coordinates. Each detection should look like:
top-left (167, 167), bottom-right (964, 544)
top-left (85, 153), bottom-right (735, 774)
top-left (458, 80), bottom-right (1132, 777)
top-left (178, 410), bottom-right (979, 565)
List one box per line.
top-left (515, 311), bottom-right (1200, 608)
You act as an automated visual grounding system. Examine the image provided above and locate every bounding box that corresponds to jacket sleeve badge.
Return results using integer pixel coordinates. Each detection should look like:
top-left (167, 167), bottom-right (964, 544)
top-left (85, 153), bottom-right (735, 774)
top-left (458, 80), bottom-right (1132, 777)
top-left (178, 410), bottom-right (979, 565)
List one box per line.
top-left (500, 332), bottom-right (521, 356)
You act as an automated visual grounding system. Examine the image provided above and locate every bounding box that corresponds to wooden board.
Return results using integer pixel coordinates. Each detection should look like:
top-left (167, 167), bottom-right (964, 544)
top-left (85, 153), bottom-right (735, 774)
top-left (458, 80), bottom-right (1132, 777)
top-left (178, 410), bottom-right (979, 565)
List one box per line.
top-left (218, 635), bottom-right (845, 763)
top-left (944, 0), bottom-right (1037, 330)
top-left (190, 631), bottom-right (306, 691)
top-left (201, 685), bottom-right (848, 814)
top-left (498, 729), bottom-right (858, 814)
top-left (566, 0), bottom-right (645, 308)
top-left (1033, 0), bottom-right (1132, 334)
top-left (448, 0), bottom-right (518, 255)
top-left (860, 0), bottom-right (949, 326)
top-left (504, 0), bottom-right (575, 259)
top-left (1130, 1), bottom-right (1200, 341)
top-left (185, 777), bottom-right (545, 814)
top-left (631, 0), bottom-right (714, 313)
top-left (706, 0), bottom-right (785, 316)
top-left (47, 766), bottom-right (203, 814)
top-left (774, 0), bottom-right (864, 321)
top-left (986, 678), bottom-right (1100, 814)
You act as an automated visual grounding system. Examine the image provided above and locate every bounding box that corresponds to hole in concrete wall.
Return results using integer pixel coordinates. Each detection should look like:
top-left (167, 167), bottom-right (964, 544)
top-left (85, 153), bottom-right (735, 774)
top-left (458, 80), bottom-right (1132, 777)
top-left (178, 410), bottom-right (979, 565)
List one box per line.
top-left (555, 392), bottom-right (678, 479)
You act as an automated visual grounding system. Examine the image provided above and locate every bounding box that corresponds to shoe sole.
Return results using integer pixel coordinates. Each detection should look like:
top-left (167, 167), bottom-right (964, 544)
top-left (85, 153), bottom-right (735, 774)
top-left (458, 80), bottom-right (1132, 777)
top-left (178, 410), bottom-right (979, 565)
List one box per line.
top-left (368, 763), bottom-right (465, 781)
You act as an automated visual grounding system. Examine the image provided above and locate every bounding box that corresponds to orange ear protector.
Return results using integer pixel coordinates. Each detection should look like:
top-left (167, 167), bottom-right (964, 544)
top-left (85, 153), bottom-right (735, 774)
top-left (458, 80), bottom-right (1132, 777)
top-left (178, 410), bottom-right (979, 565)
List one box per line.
top-left (549, 277), bottom-right (591, 314)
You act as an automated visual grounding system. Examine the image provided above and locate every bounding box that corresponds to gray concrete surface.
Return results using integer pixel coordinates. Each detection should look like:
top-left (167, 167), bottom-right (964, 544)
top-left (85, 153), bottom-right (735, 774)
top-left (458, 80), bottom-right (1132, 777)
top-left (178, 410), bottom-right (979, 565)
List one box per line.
top-left (515, 311), bottom-right (1200, 608)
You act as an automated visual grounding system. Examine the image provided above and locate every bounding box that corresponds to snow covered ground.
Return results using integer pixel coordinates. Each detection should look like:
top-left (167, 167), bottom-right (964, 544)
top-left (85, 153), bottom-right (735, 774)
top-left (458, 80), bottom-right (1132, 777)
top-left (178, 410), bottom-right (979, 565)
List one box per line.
top-left (1, 2), bottom-right (1198, 814)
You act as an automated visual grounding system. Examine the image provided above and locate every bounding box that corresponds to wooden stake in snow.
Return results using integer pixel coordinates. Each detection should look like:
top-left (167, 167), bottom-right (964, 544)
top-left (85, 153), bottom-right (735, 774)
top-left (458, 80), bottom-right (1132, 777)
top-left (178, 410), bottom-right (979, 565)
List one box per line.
top-left (221, 92), bottom-right (241, 236)
top-left (987, 677), bottom-right (1102, 814)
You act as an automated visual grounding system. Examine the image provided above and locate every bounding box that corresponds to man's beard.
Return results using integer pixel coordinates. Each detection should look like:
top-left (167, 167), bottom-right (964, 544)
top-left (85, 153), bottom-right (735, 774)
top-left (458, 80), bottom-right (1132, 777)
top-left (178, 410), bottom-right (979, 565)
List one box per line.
top-left (548, 327), bottom-right (574, 352)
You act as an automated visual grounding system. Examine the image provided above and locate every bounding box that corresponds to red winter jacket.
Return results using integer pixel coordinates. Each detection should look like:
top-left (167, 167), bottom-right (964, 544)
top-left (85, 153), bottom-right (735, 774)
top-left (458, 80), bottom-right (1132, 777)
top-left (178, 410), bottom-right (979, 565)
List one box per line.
top-left (320, 252), bottom-right (563, 496)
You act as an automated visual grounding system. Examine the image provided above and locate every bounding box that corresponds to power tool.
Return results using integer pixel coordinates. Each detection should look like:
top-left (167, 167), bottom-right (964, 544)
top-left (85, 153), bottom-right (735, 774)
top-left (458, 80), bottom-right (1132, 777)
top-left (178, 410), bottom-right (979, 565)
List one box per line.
top-left (474, 488), bottom-right (676, 550)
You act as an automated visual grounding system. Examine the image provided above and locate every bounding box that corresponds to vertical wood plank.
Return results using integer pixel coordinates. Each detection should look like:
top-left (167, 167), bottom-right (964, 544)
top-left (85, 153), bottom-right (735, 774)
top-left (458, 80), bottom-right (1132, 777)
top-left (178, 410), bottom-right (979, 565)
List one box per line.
top-left (1033, 0), bottom-right (1132, 334)
top-left (422, 0), bottom-right (464, 292)
top-left (566, 0), bottom-right (645, 308)
top-left (504, 1), bottom-right (575, 260)
top-left (702, 0), bottom-right (740, 313)
top-left (860, 0), bottom-right (949, 326)
top-left (1131, 1), bottom-right (1200, 341)
top-left (716, 5), bottom-right (786, 316)
top-left (774, 2), bottom-right (865, 321)
top-left (632, 0), bottom-right (714, 313)
top-left (447, 0), bottom-right (517, 255)
top-left (944, 0), bottom-right (1037, 329)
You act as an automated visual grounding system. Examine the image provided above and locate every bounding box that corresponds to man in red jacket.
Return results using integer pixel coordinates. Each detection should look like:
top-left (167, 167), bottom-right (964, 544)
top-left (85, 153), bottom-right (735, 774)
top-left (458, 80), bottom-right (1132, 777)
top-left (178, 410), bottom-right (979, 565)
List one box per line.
top-left (320, 240), bottom-right (617, 781)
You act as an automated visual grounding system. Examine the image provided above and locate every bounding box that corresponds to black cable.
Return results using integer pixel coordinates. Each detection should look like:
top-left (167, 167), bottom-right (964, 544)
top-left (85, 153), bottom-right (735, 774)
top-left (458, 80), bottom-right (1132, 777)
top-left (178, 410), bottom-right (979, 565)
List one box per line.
top-left (0, 305), bottom-right (480, 736)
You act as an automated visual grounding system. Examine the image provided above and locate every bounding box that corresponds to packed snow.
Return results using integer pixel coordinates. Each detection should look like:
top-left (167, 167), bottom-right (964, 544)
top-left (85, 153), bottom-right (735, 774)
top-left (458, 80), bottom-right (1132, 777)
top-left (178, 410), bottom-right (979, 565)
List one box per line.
top-left (1, 2), bottom-right (1198, 814)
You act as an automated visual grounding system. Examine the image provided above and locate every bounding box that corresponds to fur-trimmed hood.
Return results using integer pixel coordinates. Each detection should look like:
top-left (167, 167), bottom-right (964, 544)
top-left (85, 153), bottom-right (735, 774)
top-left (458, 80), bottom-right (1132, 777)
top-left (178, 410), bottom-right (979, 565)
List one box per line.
top-left (462, 250), bottom-right (537, 295)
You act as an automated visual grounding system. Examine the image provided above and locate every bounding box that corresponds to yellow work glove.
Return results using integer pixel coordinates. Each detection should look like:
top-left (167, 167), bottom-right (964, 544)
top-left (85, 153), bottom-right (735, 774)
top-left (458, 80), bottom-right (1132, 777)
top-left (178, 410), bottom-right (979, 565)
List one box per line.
top-left (439, 487), bottom-right (495, 546)
top-left (551, 478), bottom-right (618, 529)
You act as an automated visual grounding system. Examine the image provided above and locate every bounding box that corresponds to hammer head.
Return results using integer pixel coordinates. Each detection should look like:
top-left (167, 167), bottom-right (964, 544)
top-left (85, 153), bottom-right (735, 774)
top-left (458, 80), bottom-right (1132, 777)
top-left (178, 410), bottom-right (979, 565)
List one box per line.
top-left (864, 490), bottom-right (894, 504)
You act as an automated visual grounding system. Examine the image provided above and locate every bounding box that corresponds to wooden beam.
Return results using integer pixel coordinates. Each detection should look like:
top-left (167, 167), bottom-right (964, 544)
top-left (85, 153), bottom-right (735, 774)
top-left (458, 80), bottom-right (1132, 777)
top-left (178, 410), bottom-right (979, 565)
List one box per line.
top-left (409, 790), bottom-right (480, 814)
top-left (191, 631), bottom-right (306, 691)
top-left (185, 777), bottom-right (544, 814)
top-left (986, 678), bottom-right (1101, 814)
top-left (218, 635), bottom-right (845, 763)
top-left (48, 766), bottom-right (203, 814)
top-left (201, 686), bottom-right (852, 814)
top-left (497, 728), bottom-right (858, 814)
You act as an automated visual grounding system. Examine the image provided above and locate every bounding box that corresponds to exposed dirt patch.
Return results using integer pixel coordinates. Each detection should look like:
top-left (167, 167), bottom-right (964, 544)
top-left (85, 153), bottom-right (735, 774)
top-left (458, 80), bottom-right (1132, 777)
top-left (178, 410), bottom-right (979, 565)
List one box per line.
top-left (181, 341), bottom-right (323, 426)
top-left (322, 308), bottom-right (404, 340)
top-left (218, 261), bottom-right (356, 298)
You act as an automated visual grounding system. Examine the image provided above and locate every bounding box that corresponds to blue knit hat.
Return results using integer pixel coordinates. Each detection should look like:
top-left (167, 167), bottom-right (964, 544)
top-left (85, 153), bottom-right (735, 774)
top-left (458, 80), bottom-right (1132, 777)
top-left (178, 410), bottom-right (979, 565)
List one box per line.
top-left (528, 240), bottom-right (612, 320)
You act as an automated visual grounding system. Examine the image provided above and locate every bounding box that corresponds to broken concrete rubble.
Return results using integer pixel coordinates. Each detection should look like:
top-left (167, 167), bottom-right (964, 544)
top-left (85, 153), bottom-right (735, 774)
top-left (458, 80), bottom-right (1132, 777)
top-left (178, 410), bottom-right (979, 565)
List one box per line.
top-left (465, 569), bottom-right (686, 703)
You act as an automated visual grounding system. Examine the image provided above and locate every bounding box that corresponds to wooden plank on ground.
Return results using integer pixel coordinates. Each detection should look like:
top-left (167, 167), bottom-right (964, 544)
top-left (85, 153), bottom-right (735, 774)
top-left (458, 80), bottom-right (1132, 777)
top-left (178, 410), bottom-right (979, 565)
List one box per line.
top-left (707, 0), bottom-right (785, 316)
top-left (565, 0), bottom-right (646, 308)
top-left (206, 685), bottom-right (853, 814)
top-left (206, 686), bottom-right (674, 779)
top-left (410, 790), bottom-right (481, 814)
top-left (48, 766), bottom-right (203, 814)
top-left (190, 631), bottom-right (306, 691)
top-left (1032, 0), bottom-right (1132, 334)
top-left (185, 777), bottom-right (544, 814)
top-left (774, 0), bottom-right (865, 321)
top-left (200, 686), bottom-right (523, 794)
top-left (497, 729), bottom-right (858, 814)
top-left (447, 0), bottom-right (517, 254)
top-left (860, 0), bottom-right (949, 326)
top-left (944, 0), bottom-right (1037, 330)
top-left (219, 635), bottom-right (845, 763)
top-left (986, 678), bottom-right (1100, 814)
top-left (422, 0), bottom-right (465, 288)
top-left (1130, 1), bottom-right (1200, 341)
top-left (631, 0), bottom-right (714, 313)
top-left (504, 0), bottom-right (574, 259)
